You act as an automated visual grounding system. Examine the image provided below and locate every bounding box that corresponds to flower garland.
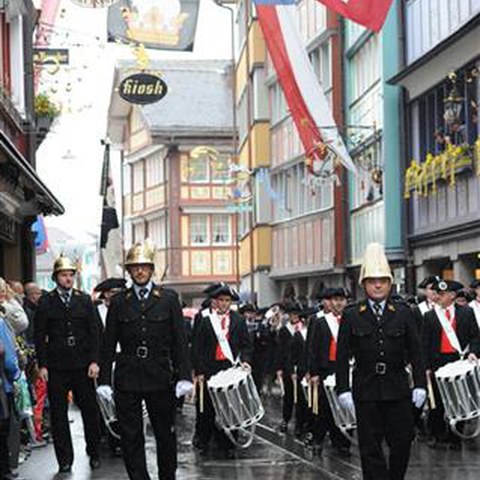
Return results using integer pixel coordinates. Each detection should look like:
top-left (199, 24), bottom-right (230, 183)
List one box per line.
top-left (404, 140), bottom-right (479, 199)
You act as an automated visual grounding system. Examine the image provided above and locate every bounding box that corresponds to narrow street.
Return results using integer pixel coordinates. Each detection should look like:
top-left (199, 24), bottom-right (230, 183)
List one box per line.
top-left (18, 401), bottom-right (480, 480)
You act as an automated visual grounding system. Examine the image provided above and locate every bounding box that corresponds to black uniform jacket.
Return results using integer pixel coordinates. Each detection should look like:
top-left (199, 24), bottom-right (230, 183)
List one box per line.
top-left (34, 289), bottom-right (99, 371)
top-left (422, 304), bottom-right (480, 371)
top-left (276, 325), bottom-right (296, 375)
top-left (100, 285), bottom-right (190, 392)
top-left (291, 330), bottom-right (308, 377)
top-left (310, 317), bottom-right (337, 379)
top-left (194, 310), bottom-right (253, 378)
top-left (336, 299), bottom-right (426, 402)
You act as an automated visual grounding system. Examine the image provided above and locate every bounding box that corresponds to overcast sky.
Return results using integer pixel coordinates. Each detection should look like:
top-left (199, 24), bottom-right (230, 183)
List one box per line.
top-left (37, 0), bottom-right (234, 243)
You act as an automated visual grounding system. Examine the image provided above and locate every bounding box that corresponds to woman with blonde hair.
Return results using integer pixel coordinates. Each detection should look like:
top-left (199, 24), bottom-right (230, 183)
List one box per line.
top-left (0, 279), bottom-right (28, 337)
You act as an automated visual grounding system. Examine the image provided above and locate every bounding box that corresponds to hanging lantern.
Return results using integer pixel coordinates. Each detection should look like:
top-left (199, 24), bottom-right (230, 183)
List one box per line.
top-left (443, 78), bottom-right (463, 131)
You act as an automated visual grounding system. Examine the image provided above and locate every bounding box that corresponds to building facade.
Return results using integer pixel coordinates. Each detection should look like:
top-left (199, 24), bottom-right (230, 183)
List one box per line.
top-left (391, 0), bottom-right (480, 286)
top-left (344, 0), bottom-right (404, 294)
top-left (0, 1), bottom-right (63, 281)
top-left (108, 60), bottom-right (238, 306)
top-left (235, 0), bottom-right (349, 306)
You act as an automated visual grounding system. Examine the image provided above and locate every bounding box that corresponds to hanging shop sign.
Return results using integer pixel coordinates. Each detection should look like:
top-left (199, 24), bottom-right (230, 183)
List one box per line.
top-left (107, 0), bottom-right (201, 52)
top-left (0, 212), bottom-right (16, 244)
top-left (118, 73), bottom-right (168, 105)
top-left (70, 0), bottom-right (120, 7)
top-left (33, 49), bottom-right (69, 66)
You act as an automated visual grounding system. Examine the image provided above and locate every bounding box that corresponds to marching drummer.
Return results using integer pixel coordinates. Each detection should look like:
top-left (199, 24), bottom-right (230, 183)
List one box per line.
top-left (469, 279), bottom-right (480, 326)
top-left (310, 287), bottom-right (351, 457)
top-left (413, 275), bottom-right (441, 333)
top-left (98, 242), bottom-right (192, 480)
top-left (193, 283), bottom-right (252, 457)
top-left (422, 278), bottom-right (480, 449)
top-left (336, 243), bottom-right (426, 480)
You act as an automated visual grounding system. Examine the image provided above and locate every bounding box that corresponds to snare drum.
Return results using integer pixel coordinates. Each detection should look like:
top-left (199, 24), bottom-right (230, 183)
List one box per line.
top-left (207, 366), bottom-right (264, 447)
top-left (323, 374), bottom-right (356, 435)
top-left (435, 360), bottom-right (480, 438)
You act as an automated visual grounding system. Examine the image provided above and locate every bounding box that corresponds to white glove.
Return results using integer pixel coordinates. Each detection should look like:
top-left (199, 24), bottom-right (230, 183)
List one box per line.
top-left (412, 388), bottom-right (427, 409)
top-left (338, 392), bottom-right (355, 414)
top-left (96, 385), bottom-right (113, 401)
top-left (175, 380), bottom-right (194, 399)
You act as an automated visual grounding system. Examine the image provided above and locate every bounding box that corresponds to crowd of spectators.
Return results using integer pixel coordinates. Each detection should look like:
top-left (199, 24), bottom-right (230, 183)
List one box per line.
top-left (0, 278), bottom-right (48, 480)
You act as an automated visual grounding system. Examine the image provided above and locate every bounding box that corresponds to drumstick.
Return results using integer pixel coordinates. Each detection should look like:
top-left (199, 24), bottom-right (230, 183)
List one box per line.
top-left (307, 382), bottom-right (312, 409)
top-left (313, 384), bottom-right (319, 416)
top-left (293, 373), bottom-right (298, 405)
top-left (199, 378), bottom-right (204, 414)
top-left (279, 376), bottom-right (285, 397)
top-left (426, 371), bottom-right (436, 410)
top-left (190, 378), bottom-right (197, 404)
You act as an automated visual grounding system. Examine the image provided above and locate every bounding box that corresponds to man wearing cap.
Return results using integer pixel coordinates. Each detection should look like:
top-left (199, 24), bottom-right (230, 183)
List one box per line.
top-left (412, 276), bottom-right (440, 333)
top-left (99, 243), bottom-right (192, 480)
top-left (336, 243), bottom-right (426, 480)
top-left (310, 287), bottom-right (351, 457)
top-left (422, 279), bottom-right (480, 449)
top-left (194, 283), bottom-right (252, 456)
top-left (469, 279), bottom-right (480, 328)
top-left (34, 255), bottom-right (101, 473)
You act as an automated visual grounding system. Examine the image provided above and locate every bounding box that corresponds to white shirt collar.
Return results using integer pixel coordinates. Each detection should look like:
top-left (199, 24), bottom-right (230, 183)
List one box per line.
top-left (133, 281), bottom-right (153, 300)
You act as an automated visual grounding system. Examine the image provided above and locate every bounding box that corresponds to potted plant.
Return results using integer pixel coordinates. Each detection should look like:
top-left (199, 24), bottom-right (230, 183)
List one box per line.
top-left (35, 93), bottom-right (60, 130)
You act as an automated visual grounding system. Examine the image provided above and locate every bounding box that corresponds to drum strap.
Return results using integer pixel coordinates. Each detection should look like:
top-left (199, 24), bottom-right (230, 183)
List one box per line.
top-left (469, 300), bottom-right (480, 329)
top-left (324, 313), bottom-right (340, 341)
top-left (203, 309), bottom-right (235, 364)
top-left (434, 305), bottom-right (465, 355)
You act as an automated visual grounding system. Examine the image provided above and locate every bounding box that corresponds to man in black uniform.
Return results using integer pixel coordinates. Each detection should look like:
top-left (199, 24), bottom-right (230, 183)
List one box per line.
top-left (422, 279), bottom-right (480, 449)
top-left (336, 243), bottom-right (426, 480)
top-left (34, 255), bottom-right (101, 473)
top-left (99, 243), bottom-right (192, 480)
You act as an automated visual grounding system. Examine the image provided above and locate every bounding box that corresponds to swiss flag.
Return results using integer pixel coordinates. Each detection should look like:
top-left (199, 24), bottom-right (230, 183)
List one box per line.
top-left (316, 0), bottom-right (394, 32)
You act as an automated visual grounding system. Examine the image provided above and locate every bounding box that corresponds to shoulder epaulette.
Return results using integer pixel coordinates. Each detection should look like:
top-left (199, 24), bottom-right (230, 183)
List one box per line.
top-left (159, 286), bottom-right (179, 298)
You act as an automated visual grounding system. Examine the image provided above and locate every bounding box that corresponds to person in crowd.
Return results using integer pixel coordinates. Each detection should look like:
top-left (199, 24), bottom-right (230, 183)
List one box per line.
top-left (422, 279), bottom-right (480, 449)
top-left (455, 289), bottom-right (472, 307)
top-left (99, 243), bottom-right (192, 480)
top-left (34, 255), bottom-right (102, 473)
top-left (193, 284), bottom-right (252, 457)
top-left (7, 282), bottom-right (24, 307)
top-left (23, 283), bottom-right (42, 346)
top-left (0, 280), bottom-right (29, 337)
top-left (412, 276), bottom-right (441, 334)
top-left (0, 311), bottom-right (23, 480)
top-left (336, 243), bottom-right (426, 480)
top-left (468, 279), bottom-right (480, 326)
top-left (310, 287), bottom-right (351, 457)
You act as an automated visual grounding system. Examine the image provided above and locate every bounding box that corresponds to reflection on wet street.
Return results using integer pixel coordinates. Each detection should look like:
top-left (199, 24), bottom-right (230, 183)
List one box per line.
top-left (19, 402), bottom-right (480, 479)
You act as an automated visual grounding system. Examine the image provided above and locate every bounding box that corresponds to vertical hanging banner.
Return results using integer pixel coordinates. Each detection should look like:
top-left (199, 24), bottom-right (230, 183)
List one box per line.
top-left (315, 0), bottom-right (394, 32)
top-left (254, 0), bottom-right (357, 174)
top-left (107, 0), bottom-right (201, 51)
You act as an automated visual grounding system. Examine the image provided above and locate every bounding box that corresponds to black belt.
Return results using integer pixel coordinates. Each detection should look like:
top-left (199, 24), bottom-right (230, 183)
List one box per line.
top-left (357, 362), bottom-right (405, 376)
top-left (121, 347), bottom-right (170, 360)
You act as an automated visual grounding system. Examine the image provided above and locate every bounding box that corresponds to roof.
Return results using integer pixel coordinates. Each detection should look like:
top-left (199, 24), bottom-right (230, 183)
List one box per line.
top-left (112, 59), bottom-right (234, 139)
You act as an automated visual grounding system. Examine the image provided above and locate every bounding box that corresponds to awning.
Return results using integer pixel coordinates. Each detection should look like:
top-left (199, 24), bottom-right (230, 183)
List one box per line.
top-left (0, 130), bottom-right (64, 216)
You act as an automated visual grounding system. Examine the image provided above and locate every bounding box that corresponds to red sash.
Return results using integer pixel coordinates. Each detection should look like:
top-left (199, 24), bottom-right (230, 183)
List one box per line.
top-left (215, 313), bottom-right (230, 361)
top-left (440, 309), bottom-right (457, 354)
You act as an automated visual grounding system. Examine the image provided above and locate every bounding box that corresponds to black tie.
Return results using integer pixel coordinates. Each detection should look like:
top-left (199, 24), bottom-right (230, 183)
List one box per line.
top-left (373, 302), bottom-right (382, 320)
top-left (61, 292), bottom-right (70, 307)
top-left (139, 288), bottom-right (148, 300)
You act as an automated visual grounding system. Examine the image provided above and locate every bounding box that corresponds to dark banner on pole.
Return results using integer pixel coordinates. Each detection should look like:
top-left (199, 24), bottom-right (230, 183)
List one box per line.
top-left (107, 0), bottom-right (201, 51)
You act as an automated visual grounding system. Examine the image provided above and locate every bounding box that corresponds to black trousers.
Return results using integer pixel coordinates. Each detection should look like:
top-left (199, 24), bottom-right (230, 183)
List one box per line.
top-left (356, 399), bottom-right (414, 480)
top-left (196, 387), bottom-right (235, 451)
top-left (314, 387), bottom-right (350, 449)
top-left (48, 368), bottom-right (100, 466)
top-left (115, 389), bottom-right (177, 480)
top-left (282, 377), bottom-right (307, 429)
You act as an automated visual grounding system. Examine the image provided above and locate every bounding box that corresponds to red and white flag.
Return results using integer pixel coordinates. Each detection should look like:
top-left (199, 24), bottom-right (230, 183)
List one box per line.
top-left (255, 1), bottom-right (356, 173)
top-left (316, 0), bottom-right (394, 32)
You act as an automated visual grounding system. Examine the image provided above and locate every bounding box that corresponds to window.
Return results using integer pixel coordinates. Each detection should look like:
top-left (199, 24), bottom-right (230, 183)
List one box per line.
top-left (146, 153), bottom-right (164, 188)
top-left (211, 155), bottom-right (231, 183)
top-left (238, 89), bottom-right (249, 145)
top-left (252, 68), bottom-right (269, 120)
top-left (351, 35), bottom-right (380, 102)
top-left (189, 157), bottom-right (208, 183)
top-left (132, 161), bottom-right (144, 193)
top-left (212, 215), bottom-right (231, 245)
top-left (149, 217), bottom-right (166, 248)
top-left (269, 82), bottom-right (288, 125)
top-left (190, 215), bottom-right (209, 245)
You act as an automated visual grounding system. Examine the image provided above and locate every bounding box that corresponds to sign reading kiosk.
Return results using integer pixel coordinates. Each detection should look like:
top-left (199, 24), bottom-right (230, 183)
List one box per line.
top-left (119, 73), bottom-right (168, 105)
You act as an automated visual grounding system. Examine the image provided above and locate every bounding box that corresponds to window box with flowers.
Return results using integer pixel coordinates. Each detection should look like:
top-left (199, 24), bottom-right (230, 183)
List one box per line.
top-left (35, 93), bottom-right (60, 145)
top-left (404, 139), bottom-right (480, 199)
